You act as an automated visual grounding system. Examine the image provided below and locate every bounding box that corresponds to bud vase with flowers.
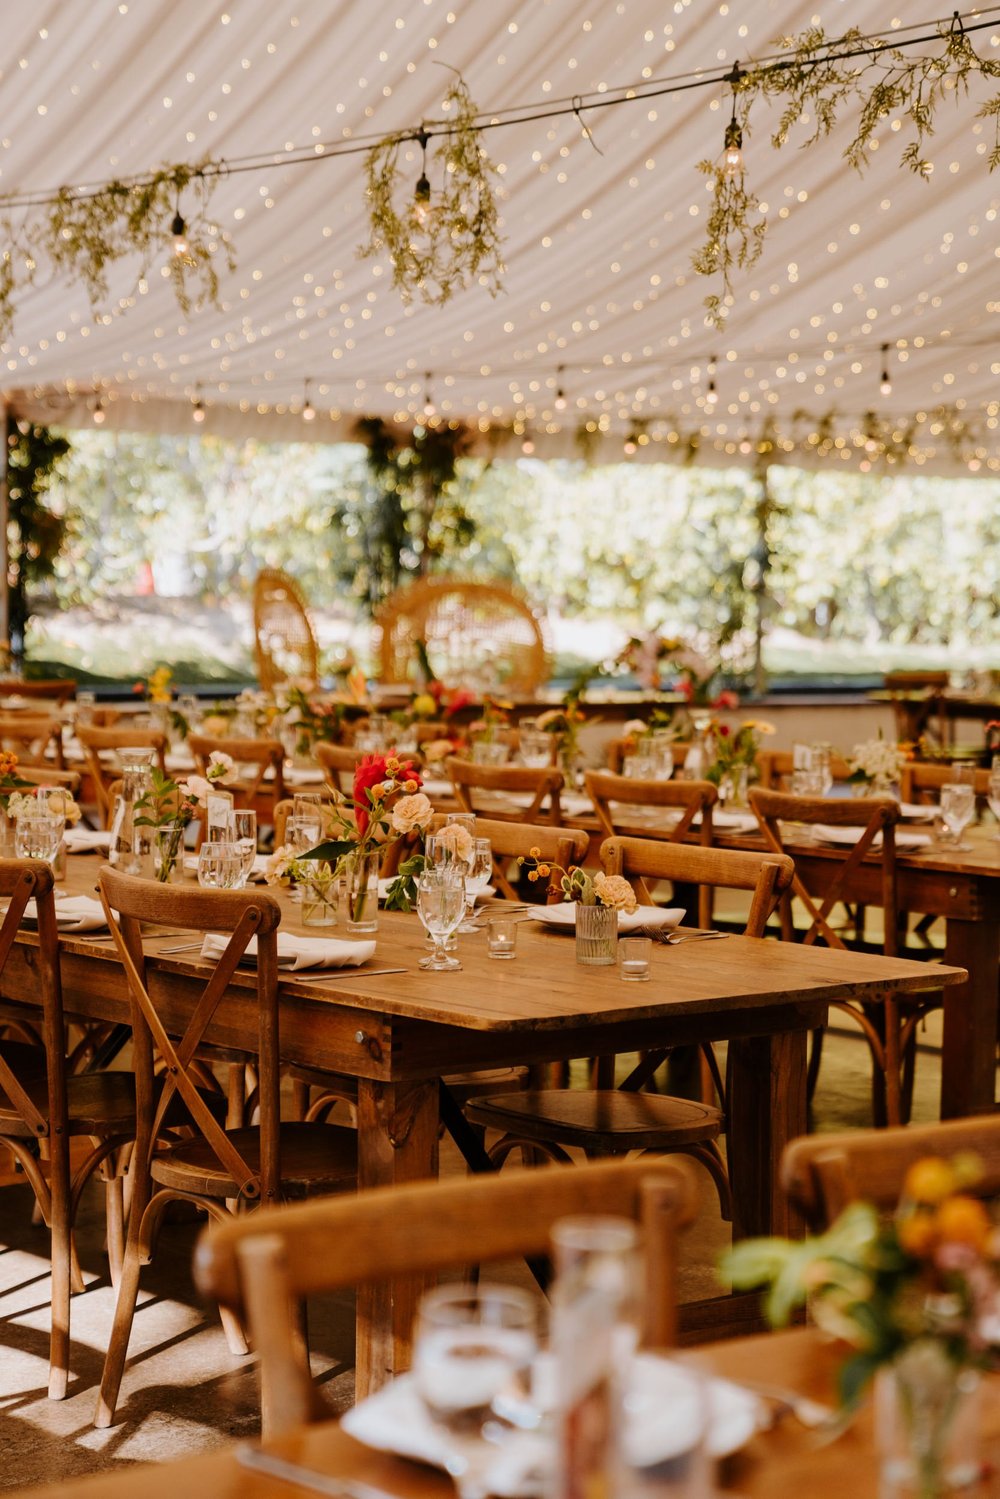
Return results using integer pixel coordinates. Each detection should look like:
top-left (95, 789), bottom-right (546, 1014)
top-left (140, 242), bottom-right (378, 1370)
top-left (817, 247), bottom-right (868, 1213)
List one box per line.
top-left (0, 752), bottom-right (51, 852)
top-left (300, 752), bottom-right (434, 933)
top-left (723, 1153), bottom-right (1000, 1499)
top-left (518, 850), bottom-right (637, 965)
top-left (704, 718), bottom-right (775, 806)
top-left (133, 753), bottom-right (237, 882)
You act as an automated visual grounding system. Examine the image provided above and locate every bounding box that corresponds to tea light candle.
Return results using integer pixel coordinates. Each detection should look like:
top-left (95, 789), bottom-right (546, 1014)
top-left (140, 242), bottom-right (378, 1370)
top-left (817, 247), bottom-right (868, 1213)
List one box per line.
top-left (619, 935), bottom-right (652, 982)
top-left (487, 916), bottom-right (518, 959)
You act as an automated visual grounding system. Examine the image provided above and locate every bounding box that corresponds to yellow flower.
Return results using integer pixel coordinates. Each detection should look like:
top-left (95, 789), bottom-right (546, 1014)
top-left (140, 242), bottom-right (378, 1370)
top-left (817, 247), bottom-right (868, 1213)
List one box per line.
top-left (592, 872), bottom-right (637, 913)
top-left (934, 1195), bottom-right (992, 1253)
top-left (537, 863), bottom-right (550, 878)
top-left (903, 1157), bottom-right (957, 1206)
top-left (412, 693), bottom-right (437, 718)
top-left (527, 869), bottom-right (538, 882)
top-left (384, 757), bottom-right (400, 775)
top-left (898, 1209), bottom-right (937, 1258)
top-left (529, 845), bottom-right (542, 859)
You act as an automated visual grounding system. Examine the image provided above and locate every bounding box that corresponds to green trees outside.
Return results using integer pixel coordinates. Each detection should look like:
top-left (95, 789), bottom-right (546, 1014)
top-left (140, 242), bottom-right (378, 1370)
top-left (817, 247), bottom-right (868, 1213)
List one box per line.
top-left (26, 427), bottom-right (1000, 684)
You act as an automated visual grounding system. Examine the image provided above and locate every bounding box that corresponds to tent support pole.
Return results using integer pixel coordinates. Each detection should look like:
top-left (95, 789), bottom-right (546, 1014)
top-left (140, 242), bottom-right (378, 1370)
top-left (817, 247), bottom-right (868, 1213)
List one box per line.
top-left (0, 399), bottom-right (9, 655)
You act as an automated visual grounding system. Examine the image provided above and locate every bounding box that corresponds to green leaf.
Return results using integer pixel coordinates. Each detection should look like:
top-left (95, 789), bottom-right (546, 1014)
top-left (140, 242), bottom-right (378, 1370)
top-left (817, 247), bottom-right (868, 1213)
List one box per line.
top-left (299, 839), bottom-right (355, 862)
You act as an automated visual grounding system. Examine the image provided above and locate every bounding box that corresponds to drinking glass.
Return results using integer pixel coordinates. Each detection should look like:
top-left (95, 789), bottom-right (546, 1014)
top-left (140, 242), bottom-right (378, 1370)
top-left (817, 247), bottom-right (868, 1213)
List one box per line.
top-left (487, 915), bottom-right (518, 959)
top-left (75, 690), bottom-right (96, 727)
top-left (790, 768), bottom-right (824, 843)
top-left (988, 771), bottom-right (1000, 839)
top-left (519, 729), bottom-right (551, 768)
top-left (413, 1283), bottom-right (538, 1499)
top-left (471, 741), bottom-right (508, 767)
top-left (196, 840), bottom-right (244, 889)
top-left (446, 813), bottom-right (476, 836)
top-left (624, 751), bottom-right (658, 780)
top-left (458, 837), bottom-right (492, 933)
top-left (285, 813), bottom-right (319, 855)
top-left (233, 810), bottom-right (257, 887)
top-left (939, 784), bottom-right (975, 850)
top-left (292, 793), bottom-right (323, 845)
top-left (811, 745), bottom-right (834, 796)
top-left (417, 868), bottom-right (467, 971)
top-left (14, 806), bottom-right (64, 864)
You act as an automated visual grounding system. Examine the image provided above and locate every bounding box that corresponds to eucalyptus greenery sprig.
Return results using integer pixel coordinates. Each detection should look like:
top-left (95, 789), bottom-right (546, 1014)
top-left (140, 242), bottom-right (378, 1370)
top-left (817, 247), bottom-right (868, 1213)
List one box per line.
top-left (695, 15), bottom-right (1000, 327)
top-left (0, 162), bottom-right (235, 343)
top-left (358, 71), bottom-right (504, 305)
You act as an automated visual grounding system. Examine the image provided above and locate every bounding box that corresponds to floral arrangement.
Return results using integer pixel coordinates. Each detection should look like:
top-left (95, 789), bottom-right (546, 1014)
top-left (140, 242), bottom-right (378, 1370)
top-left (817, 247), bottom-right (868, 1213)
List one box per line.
top-left (468, 695), bottom-right (512, 746)
top-left (134, 665), bottom-right (174, 705)
top-left (537, 696), bottom-right (587, 768)
top-left (8, 785), bottom-right (83, 826)
top-left (986, 720), bottom-right (1000, 756)
top-left (704, 718), bottom-right (775, 786)
top-left (300, 753), bottom-right (433, 912)
top-left (0, 752), bottom-right (39, 811)
top-left (723, 1154), bottom-right (1000, 1421)
top-left (620, 708), bottom-right (679, 755)
top-left (617, 632), bottom-right (684, 690)
top-left (264, 847), bottom-right (338, 909)
top-left (517, 850), bottom-right (637, 912)
top-left (382, 821), bottom-right (475, 914)
top-left (849, 733), bottom-right (906, 788)
top-left (421, 735), bottom-right (464, 766)
top-left (134, 752), bottom-right (237, 882)
top-left (280, 684), bottom-right (352, 754)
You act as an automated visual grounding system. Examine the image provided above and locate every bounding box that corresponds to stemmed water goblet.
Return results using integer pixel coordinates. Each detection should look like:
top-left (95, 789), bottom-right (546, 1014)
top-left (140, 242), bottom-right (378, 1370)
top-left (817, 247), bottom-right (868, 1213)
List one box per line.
top-left (417, 867), bottom-right (467, 971)
top-left (939, 783), bottom-right (976, 850)
top-left (233, 810), bottom-right (257, 888)
top-left (457, 837), bottom-right (492, 933)
top-left (412, 1283), bottom-right (538, 1499)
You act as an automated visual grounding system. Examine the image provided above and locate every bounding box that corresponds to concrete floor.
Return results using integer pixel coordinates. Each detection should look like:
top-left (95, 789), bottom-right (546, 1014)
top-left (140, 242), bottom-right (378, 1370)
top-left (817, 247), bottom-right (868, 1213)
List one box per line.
top-left (0, 1009), bottom-right (956, 1492)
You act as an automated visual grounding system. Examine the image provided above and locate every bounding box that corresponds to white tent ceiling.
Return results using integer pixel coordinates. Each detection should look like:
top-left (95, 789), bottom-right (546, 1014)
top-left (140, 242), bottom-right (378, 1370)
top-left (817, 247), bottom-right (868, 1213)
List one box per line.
top-left (3, 0), bottom-right (1000, 473)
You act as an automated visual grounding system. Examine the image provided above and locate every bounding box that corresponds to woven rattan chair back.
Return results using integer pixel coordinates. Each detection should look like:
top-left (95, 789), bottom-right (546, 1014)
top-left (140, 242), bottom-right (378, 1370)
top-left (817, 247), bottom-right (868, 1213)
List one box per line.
top-left (375, 576), bottom-right (549, 693)
top-left (252, 568), bottom-right (319, 693)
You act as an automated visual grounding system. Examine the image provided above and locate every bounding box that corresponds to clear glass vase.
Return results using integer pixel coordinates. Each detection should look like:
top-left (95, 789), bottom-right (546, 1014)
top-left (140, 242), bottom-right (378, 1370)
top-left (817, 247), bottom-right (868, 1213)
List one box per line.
top-left (153, 822), bottom-right (186, 883)
top-left (301, 866), bottom-right (338, 927)
top-left (343, 847), bottom-right (379, 934)
top-left (109, 750), bottom-right (154, 877)
top-left (575, 902), bottom-right (618, 966)
top-left (876, 1347), bottom-right (980, 1499)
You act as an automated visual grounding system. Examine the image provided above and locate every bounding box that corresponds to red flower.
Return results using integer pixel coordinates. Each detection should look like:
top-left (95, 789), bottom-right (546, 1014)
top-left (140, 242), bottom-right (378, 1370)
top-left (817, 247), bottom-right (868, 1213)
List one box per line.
top-left (718, 723), bottom-right (731, 737)
top-left (445, 688), bottom-right (476, 716)
top-left (678, 678), bottom-right (694, 701)
top-left (352, 754), bottom-right (422, 836)
top-left (713, 690), bottom-right (740, 710)
top-left (132, 681), bottom-right (144, 695)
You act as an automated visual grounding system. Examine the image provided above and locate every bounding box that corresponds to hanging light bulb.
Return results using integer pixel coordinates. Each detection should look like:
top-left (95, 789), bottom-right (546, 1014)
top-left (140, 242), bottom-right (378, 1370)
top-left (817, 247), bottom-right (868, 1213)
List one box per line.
top-left (412, 130), bottom-right (433, 227)
top-left (879, 343), bottom-right (892, 398)
top-left (302, 379), bottom-right (316, 422)
top-left (92, 396), bottom-right (106, 425)
top-left (554, 365), bottom-right (567, 411)
top-left (422, 373), bottom-right (435, 419)
top-left (521, 428), bottom-right (535, 455)
top-left (705, 355), bottom-right (718, 409)
top-left (171, 193), bottom-right (188, 258)
top-left (623, 431), bottom-right (638, 455)
top-left (192, 396), bottom-right (205, 423)
top-left (722, 63), bottom-right (744, 177)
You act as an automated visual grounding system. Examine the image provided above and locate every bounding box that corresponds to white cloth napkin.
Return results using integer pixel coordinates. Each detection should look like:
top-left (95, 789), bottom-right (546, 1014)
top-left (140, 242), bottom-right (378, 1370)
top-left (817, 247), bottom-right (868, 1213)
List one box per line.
top-left (23, 895), bottom-right (109, 932)
top-left (284, 765), bottom-right (326, 786)
top-left (64, 828), bottom-right (112, 854)
top-left (531, 904), bottom-right (685, 932)
top-left (559, 791), bottom-right (594, 818)
top-left (420, 776), bottom-right (454, 798)
top-left (813, 824), bottom-right (932, 850)
top-left (199, 931), bottom-right (376, 970)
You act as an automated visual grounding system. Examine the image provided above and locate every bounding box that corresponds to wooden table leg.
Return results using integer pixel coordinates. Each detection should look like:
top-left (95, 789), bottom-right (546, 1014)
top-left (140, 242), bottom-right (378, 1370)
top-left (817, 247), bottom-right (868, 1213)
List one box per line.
top-left (941, 902), bottom-right (999, 1119)
top-left (727, 1029), bottom-right (807, 1240)
top-left (355, 1078), bottom-right (440, 1398)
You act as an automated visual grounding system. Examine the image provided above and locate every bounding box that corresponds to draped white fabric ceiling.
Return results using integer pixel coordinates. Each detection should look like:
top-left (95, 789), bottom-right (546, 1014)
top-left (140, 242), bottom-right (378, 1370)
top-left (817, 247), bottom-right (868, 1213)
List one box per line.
top-left (3, 0), bottom-right (1000, 473)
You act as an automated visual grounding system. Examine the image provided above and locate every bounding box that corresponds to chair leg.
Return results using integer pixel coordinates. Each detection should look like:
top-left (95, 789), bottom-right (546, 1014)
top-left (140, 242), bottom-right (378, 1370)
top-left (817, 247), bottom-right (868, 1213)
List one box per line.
top-left (105, 1174), bottom-right (125, 1290)
top-left (94, 1162), bottom-right (153, 1429)
top-left (47, 1143), bottom-right (72, 1401)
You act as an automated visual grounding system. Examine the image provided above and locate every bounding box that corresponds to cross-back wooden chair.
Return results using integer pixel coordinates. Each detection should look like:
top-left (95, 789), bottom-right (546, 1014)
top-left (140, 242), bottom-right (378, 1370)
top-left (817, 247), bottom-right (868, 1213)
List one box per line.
top-left (474, 816), bottom-right (590, 900)
top-left (0, 679), bottom-right (77, 706)
top-left (585, 770), bottom-right (718, 926)
top-left (313, 741), bottom-right (366, 794)
top-left (195, 1156), bottom-right (696, 1436)
top-left (467, 841), bottom-right (795, 1212)
top-left (75, 726), bottom-right (167, 829)
top-left (748, 787), bottom-right (911, 1126)
top-left (898, 762), bottom-right (992, 802)
top-left (252, 568), bottom-right (319, 693)
top-left (605, 738), bottom-right (689, 775)
top-left (272, 793), bottom-right (340, 848)
top-left (11, 765), bottom-right (80, 794)
top-left (782, 1115), bottom-right (1000, 1232)
top-left (188, 732), bottom-right (286, 812)
top-left (447, 756), bottom-right (564, 825)
top-left (885, 669), bottom-right (949, 746)
top-left (93, 868), bottom-right (357, 1429)
top-left (755, 749), bottom-right (853, 790)
top-left (0, 713), bottom-right (66, 769)
top-left (0, 859), bottom-right (138, 1400)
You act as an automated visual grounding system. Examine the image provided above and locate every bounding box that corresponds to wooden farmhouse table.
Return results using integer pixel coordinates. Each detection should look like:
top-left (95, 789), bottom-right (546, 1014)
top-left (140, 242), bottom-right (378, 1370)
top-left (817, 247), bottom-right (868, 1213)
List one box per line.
top-left (582, 810), bottom-right (1000, 1121)
top-left (13, 1327), bottom-right (999, 1499)
top-left (0, 856), bottom-right (964, 1395)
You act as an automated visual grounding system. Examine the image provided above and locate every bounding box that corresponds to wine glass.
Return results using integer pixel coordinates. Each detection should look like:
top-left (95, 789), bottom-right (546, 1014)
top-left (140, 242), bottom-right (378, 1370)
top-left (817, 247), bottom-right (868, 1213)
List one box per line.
top-left (413, 1283), bottom-right (538, 1499)
top-left (233, 810), bottom-right (257, 887)
top-left (939, 784), bottom-right (975, 850)
top-left (417, 868), bottom-right (467, 971)
top-left (457, 837), bottom-right (492, 933)
top-left (988, 771), bottom-right (1000, 840)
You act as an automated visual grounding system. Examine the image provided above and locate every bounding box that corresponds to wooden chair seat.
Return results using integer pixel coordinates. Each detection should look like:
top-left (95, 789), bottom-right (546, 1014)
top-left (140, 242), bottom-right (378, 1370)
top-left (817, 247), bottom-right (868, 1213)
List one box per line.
top-left (468, 1089), bottom-right (723, 1152)
top-left (150, 1121), bottom-right (357, 1199)
top-left (0, 1070), bottom-right (228, 1138)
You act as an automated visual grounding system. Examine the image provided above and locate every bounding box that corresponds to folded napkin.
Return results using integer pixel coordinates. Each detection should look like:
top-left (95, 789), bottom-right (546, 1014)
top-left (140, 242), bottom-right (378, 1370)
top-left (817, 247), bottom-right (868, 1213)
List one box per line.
top-left (199, 931), bottom-right (376, 971)
top-left (899, 801), bottom-right (938, 821)
top-left (531, 904), bottom-right (684, 932)
top-left (64, 828), bottom-right (112, 855)
top-left (24, 895), bottom-right (109, 932)
top-left (559, 791), bottom-right (595, 818)
top-left (419, 776), bottom-right (454, 799)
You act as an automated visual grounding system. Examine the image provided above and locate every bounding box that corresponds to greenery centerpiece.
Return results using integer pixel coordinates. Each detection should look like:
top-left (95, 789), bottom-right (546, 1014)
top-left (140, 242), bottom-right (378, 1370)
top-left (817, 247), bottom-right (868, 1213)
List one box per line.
top-left (518, 850), bottom-right (637, 966)
top-left (134, 752), bottom-right (237, 883)
top-left (723, 1154), bottom-right (1000, 1498)
top-left (848, 734), bottom-right (907, 795)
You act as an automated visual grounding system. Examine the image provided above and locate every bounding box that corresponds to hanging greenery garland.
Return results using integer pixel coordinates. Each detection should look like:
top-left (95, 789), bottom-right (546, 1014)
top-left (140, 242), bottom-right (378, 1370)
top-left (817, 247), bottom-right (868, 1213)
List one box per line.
top-left (0, 162), bottom-right (235, 343)
top-left (358, 72), bottom-right (504, 305)
top-left (697, 15), bottom-right (1000, 326)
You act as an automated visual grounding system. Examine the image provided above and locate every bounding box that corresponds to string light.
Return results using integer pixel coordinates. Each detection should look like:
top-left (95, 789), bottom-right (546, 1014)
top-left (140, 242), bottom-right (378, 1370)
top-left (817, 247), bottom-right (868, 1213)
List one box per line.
top-left (723, 63), bottom-right (744, 178)
top-left (412, 130), bottom-right (433, 227)
top-left (192, 387), bottom-right (206, 423)
top-left (422, 373), bottom-right (435, 418)
top-left (92, 395), bottom-right (106, 425)
top-left (521, 428), bottom-right (535, 454)
top-left (880, 344), bottom-right (892, 398)
top-left (302, 379), bottom-right (315, 422)
top-left (554, 366), bottom-right (567, 411)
